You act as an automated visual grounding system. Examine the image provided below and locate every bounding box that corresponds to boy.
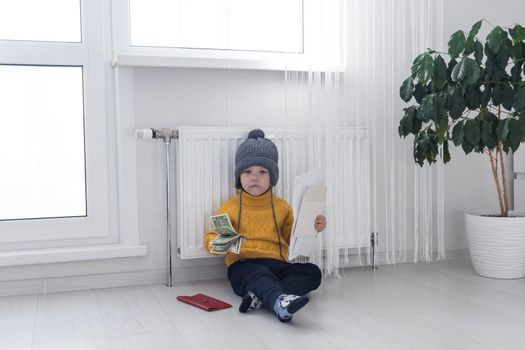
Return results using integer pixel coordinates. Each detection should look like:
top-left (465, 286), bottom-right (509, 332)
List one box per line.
top-left (204, 129), bottom-right (326, 322)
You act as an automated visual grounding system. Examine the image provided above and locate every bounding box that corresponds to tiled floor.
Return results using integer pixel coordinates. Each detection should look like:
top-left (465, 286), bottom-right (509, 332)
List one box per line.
top-left (1, 257), bottom-right (524, 350)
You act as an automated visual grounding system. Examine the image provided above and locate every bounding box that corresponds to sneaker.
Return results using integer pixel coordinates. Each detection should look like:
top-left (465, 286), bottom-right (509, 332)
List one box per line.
top-left (273, 294), bottom-right (309, 322)
top-left (239, 291), bottom-right (263, 313)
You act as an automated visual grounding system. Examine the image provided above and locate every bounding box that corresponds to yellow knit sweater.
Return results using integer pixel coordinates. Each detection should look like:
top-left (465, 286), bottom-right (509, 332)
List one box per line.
top-left (204, 190), bottom-right (294, 266)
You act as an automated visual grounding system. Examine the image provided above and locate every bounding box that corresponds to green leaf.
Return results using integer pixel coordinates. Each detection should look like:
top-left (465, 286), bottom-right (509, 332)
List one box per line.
top-left (448, 30), bottom-right (466, 58)
top-left (492, 84), bottom-right (503, 105)
top-left (485, 54), bottom-right (506, 81)
top-left (420, 94), bottom-right (446, 122)
top-left (481, 113), bottom-right (498, 149)
top-left (513, 87), bottom-right (525, 112)
top-left (432, 55), bottom-right (447, 91)
top-left (464, 119), bottom-right (481, 144)
top-left (413, 83), bottom-right (428, 104)
top-left (496, 118), bottom-right (510, 140)
top-left (464, 36), bottom-right (476, 56)
top-left (502, 141), bottom-right (510, 153)
top-left (519, 113), bottom-right (525, 134)
top-left (510, 65), bottom-right (523, 85)
top-left (481, 125), bottom-right (498, 149)
top-left (446, 60), bottom-right (458, 84)
top-left (474, 41), bottom-right (484, 64)
top-left (480, 83), bottom-right (491, 107)
top-left (406, 105), bottom-right (417, 118)
top-left (452, 121), bottom-right (464, 146)
top-left (398, 106), bottom-right (418, 137)
top-left (469, 20), bottom-right (483, 37)
top-left (421, 132), bottom-right (439, 164)
top-left (451, 57), bottom-right (480, 84)
top-left (481, 110), bottom-right (498, 123)
top-left (462, 140), bottom-right (475, 154)
top-left (494, 49), bottom-right (510, 70)
top-left (414, 134), bottom-right (426, 166)
top-left (508, 118), bottom-right (523, 150)
top-left (502, 85), bottom-right (514, 110)
top-left (399, 117), bottom-right (410, 137)
top-left (464, 85), bottom-right (482, 109)
top-left (411, 52), bottom-right (434, 84)
top-left (411, 53), bottom-right (425, 79)
top-left (509, 24), bottom-right (525, 42)
top-left (442, 140), bottom-right (451, 164)
top-left (412, 116), bottom-right (422, 134)
top-left (514, 42), bottom-right (525, 61)
top-left (446, 87), bottom-right (467, 119)
top-left (486, 26), bottom-right (505, 53)
top-left (484, 55), bottom-right (495, 79)
top-left (400, 77), bottom-right (415, 102)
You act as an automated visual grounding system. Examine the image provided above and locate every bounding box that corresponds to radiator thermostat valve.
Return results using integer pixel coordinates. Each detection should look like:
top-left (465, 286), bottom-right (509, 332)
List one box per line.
top-left (135, 128), bottom-right (178, 141)
top-left (135, 128), bottom-right (154, 139)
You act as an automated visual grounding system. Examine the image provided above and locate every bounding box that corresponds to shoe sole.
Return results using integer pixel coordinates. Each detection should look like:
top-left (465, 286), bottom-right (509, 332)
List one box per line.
top-left (239, 294), bottom-right (252, 313)
top-left (287, 296), bottom-right (309, 314)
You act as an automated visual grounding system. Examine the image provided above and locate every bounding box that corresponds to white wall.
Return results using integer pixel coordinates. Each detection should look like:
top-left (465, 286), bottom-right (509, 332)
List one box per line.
top-left (442, 0), bottom-right (525, 251)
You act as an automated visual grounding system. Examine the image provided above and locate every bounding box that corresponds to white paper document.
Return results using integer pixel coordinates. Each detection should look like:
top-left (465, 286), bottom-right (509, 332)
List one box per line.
top-left (288, 169), bottom-right (326, 260)
top-left (291, 169), bottom-right (323, 219)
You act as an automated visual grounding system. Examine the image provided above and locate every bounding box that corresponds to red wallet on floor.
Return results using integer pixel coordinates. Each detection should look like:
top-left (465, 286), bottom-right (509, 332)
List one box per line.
top-left (176, 293), bottom-right (232, 311)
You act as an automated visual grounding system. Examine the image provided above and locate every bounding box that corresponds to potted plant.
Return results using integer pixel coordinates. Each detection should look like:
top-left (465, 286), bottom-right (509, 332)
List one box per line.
top-left (398, 20), bottom-right (525, 278)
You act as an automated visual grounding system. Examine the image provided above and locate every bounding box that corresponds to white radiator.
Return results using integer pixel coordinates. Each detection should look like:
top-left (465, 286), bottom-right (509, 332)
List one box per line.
top-left (175, 127), bottom-right (370, 259)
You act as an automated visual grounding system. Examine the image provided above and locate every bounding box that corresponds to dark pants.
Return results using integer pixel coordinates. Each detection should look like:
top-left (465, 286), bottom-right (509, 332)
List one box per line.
top-left (227, 258), bottom-right (322, 310)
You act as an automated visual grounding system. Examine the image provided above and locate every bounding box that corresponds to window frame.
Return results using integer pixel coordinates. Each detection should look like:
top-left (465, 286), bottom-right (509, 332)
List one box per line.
top-left (112, 0), bottom-right (344, 71)
top-left (0, 0), bottom-right (145, 262)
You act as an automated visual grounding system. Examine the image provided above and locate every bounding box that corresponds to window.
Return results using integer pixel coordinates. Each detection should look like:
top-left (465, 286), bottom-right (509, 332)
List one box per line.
top-left (0, 0), bottom-right (81, 42)
top-left (112, 0), bottom-right (343, 70)
top-left (0, 65), bottom-right (86, 221)
top-left (0, 0), bottom-right (125, 252)
top-left (129, 0), bottom-right (303, 53)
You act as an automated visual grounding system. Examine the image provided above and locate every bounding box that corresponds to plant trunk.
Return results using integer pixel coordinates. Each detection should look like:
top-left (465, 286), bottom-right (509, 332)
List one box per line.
top-left (498, 142), bottom-right (509, 217)
top-left (491, 106), bottom-right (509, 217)
top-left (488, 145), bottom-right (509, 217)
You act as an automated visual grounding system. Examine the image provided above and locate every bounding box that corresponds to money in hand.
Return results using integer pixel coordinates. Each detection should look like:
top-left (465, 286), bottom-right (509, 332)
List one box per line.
top-left (209, 214), bottom-right (244, 254)
top-left (211, 214), bottom-right (234, 230)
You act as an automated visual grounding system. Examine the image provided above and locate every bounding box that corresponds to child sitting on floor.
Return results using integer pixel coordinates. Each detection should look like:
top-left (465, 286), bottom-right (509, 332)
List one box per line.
top-left (204, 129), bottom-right (326, 322)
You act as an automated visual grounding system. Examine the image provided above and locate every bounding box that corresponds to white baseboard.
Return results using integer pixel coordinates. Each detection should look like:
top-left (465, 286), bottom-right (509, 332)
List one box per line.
top-left (0, 249), bottom-right (467, 297)
top-left (363, 248), bottom-right (469, 267)
top-left (0, 263), bottom-right (227, 297)
top-left (0, 269), bottom-right (164, 297)
top-left (172, 263), bottom-right (227, 283)
top-left (0, 244), bottom-right (148, 267)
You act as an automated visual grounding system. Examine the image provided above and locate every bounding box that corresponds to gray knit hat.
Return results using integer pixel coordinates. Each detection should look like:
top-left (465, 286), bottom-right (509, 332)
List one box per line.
top-left (235, 129), bottom-right (279, 189)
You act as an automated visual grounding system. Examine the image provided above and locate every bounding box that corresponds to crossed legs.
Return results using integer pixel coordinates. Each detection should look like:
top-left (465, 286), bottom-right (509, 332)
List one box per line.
top-left (227, 258), bottom-right (322, 309)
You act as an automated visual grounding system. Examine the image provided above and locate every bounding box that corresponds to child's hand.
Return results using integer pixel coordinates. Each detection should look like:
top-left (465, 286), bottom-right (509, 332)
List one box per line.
top-left (314, 215), bottom-right (326, 233)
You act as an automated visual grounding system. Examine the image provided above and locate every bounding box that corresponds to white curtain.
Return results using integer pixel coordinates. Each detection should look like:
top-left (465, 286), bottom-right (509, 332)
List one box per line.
top-left (284, 0), bottom-right (445, 276)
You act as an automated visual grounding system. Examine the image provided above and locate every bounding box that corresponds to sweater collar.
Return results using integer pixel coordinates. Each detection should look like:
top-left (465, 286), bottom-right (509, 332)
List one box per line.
top-left (240, 189), bottom-right (273, 209)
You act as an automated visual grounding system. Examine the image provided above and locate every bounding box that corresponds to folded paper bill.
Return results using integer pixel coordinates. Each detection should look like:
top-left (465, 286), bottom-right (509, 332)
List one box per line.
top-left (209, 214), bottom-right (245, 255)
top-left (176, 293), bottom-right (232, 311)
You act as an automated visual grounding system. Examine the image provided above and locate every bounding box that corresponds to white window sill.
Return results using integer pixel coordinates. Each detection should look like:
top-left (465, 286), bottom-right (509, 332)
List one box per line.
top-left (0, 244), bottom-right (147, 267)
top-left (115, 54), bottom-right (345, 72)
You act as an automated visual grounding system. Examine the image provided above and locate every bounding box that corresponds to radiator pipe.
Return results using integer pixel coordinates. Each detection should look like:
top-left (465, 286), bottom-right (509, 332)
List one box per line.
top-left (165, 139), bottom-right (173, 287)
top-left (136, 128), bottom-right (178, 287)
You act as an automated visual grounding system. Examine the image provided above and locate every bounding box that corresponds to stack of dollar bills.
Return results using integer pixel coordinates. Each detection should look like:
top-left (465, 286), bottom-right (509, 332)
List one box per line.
top-left (209, 214), bottom-right (245, 255)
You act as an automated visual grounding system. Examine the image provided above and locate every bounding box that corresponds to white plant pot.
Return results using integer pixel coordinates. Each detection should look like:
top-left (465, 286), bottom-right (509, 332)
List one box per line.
top-left (465, 211), bottom-right (525, 279)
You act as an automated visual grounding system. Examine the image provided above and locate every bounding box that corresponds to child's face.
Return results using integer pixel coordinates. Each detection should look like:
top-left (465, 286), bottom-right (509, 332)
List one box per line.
top-left (240, 165), bottom-right (271, 196)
